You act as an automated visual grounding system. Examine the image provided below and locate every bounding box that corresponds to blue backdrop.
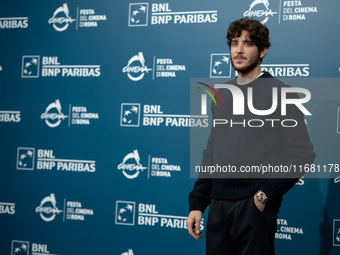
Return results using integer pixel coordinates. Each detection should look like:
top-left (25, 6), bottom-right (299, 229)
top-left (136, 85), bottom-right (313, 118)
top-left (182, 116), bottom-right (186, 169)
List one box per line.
top-left (1, 1), bottom-right (340, 255)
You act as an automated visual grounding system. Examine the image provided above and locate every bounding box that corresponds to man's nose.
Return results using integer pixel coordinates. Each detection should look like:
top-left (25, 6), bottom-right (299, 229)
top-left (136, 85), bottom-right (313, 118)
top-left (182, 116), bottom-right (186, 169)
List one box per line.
top-left (236, 44), bottom-right (244, 53)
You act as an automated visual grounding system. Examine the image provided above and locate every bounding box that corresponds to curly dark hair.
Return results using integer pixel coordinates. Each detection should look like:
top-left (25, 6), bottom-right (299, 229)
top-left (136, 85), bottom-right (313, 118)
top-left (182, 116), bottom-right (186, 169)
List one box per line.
top-left (226, 18), bottom-right (271, 54)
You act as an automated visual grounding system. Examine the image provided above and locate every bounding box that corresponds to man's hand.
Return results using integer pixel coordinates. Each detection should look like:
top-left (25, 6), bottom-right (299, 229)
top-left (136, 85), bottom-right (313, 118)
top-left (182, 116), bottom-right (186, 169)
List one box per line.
top-left (254, 195), bottom-right (265, 212)
top-left (186, 210), bottom-right (203, 240)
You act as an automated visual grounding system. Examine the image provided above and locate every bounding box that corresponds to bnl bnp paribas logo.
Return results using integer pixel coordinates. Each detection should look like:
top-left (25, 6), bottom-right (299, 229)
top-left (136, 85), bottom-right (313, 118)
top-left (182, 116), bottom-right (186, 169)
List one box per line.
top-left (0, 16), bottom-right (28, 29)
top-left (116, 201), bottom-right (136, 226)
top-left (334, 219), bottom-right (340, 246)
top-left (129, 3), bottom-right (148, 26)
top-left (209, 54), bottom-right (310, 78)
top-left (210, 54), bottom-right (231, 78)
top-left (243, 0), bottom-right (278, 24)
top-left (21, 56), bottom-right (40, 78)
top-left (120, 103), bottom-right (208, 128)
top-left (116, 200), bottom-right (204, 230)
top-left (16, 147), bottom-right (96, 173)
top-left (21, 55), bottom-right (101, 78)
top-left (128, 2), bottom-right (218, 26)
top-left (11, 241), bottom-right (29, 255)
top-left (17, 148), bottom-right (35, 170)
top-left (121, 103), bottom-right (140, 127)
top-left (12, 241), bottom-right (59, 255)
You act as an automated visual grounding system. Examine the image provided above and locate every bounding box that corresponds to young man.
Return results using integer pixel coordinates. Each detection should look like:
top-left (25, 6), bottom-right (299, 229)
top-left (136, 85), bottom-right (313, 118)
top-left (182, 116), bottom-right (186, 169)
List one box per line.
top-left (186, 18), bottom-right (316, 255)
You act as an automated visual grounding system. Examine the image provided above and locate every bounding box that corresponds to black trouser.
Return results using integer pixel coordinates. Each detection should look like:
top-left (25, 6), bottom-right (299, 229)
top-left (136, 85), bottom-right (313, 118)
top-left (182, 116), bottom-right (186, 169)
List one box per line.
top-left (206, 197), bottom-right (281, 255)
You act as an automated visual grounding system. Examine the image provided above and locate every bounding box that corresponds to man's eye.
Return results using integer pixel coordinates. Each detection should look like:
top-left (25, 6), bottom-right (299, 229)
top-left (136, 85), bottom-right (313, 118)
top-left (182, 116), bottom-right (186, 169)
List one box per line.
top-left (245, 42), bottom-right (253, 46)
top-left (231, 42), bottom-right (238, 46)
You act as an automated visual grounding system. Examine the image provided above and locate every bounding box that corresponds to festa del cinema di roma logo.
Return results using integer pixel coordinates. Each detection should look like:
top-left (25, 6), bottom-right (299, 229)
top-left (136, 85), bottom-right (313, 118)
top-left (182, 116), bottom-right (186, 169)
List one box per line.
top-left (41, 99), bottom-right (68, 128)
top-left (48, 3), bottom-right (75, 32)
top-left (243, 0), bottom-right (278, 24)
top-left (117, 150), bottom-right (147, 179)
top-left (122, 52), bottom-right (186, 81)
top-left (122, 52), bottom-right (152, 81)
top-left (48, 3), bottom-right (107, 31)
top-left (35, 193), bottom-right (63, 222)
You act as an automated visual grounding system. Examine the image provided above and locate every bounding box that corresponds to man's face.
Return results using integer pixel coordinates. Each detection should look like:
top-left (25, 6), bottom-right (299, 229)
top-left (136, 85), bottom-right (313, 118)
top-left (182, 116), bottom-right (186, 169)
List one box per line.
top-left (230, 30), bottom-right (263, 75)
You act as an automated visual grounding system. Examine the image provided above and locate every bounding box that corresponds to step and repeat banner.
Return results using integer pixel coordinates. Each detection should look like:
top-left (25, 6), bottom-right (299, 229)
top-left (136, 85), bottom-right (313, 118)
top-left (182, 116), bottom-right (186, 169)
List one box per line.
top-left (1, 0), bottom-right (340, 254)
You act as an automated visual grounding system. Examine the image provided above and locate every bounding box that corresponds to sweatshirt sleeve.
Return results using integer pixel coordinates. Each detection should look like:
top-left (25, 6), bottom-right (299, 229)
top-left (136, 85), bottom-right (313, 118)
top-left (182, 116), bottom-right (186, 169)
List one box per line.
top-left (259, 88), bottom-right (316, 202)
top-left (188, 176), bottom-right (212, 213)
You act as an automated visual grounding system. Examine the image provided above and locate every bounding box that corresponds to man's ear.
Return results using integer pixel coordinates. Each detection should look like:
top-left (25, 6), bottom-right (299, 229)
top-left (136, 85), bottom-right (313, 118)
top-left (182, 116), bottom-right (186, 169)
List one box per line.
top-left (260, 47), bottom-right (269, 59)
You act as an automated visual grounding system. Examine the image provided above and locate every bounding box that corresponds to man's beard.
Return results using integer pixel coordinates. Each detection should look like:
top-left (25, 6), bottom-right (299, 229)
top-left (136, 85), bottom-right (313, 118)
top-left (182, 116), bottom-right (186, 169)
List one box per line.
top-left (231, 52), bottom-right (261, 75)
